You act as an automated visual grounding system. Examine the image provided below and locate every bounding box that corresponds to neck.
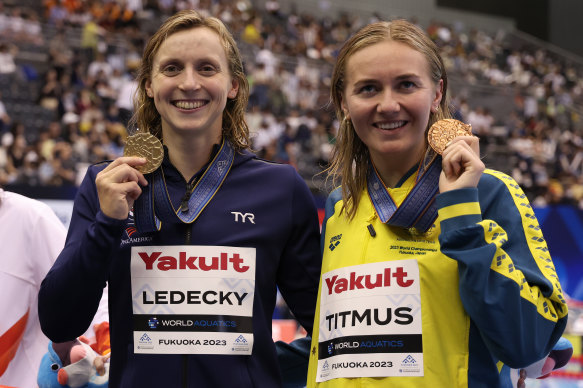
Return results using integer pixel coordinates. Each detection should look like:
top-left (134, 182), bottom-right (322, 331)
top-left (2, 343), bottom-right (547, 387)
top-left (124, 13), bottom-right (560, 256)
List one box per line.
top-left (164, 133), bottom-right (221, 181)
top-left (371, 149), bottom-right (426, 188)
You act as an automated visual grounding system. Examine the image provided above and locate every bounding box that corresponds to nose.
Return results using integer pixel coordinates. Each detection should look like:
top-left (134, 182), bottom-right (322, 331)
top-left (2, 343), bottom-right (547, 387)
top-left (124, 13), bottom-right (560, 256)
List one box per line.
top-left (179, 68), bottom-right (200, 91)
top-left (377, 90), bottom-right (400, 113)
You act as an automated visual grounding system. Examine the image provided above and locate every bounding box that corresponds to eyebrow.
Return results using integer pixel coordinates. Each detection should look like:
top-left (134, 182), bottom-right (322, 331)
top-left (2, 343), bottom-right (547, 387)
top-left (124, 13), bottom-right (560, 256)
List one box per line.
top-left (394, 73), bottom-right (422, 81)
top-left (352, 73), bottom-right (422, 85)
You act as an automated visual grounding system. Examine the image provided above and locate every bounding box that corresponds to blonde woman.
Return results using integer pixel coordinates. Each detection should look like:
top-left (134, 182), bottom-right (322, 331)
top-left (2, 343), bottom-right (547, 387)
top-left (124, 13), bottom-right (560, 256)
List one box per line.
top-left (307, 20), bottom-right (567, 387)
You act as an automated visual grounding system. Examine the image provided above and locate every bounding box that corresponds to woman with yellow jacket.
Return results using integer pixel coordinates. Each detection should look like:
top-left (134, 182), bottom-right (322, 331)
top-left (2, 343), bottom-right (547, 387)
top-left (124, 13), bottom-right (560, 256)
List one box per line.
top-left (307, 19), bottom-right (568, 387)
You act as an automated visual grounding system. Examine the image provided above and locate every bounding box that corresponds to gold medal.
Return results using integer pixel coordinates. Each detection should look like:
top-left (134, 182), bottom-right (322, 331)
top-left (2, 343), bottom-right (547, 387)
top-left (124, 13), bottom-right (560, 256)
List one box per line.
top-left (123, 132), bottom-right (164, 174)
top-left (427, 119), bottom-right (473, 155)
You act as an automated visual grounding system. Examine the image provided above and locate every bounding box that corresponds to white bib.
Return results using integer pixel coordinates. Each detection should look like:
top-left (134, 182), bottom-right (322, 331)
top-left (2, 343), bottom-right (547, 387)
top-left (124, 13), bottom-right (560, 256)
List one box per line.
top-left (130, 245), bottom-right (256, 355)
top-left (317, 259), bottom-right (423, 381)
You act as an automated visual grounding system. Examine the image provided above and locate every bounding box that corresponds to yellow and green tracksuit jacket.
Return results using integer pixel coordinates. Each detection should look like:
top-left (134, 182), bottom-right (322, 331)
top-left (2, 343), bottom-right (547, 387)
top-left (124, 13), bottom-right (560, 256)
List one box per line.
top-left (307, 169), bottom-right (568, 387)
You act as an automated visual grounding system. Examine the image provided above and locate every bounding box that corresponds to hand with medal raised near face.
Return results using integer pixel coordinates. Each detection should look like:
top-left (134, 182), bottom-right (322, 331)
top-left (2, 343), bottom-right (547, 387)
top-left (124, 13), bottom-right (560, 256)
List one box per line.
top-left (95, 154), bottom-right (150, 220)
top-left (428, 119), bottom-right (485, 193)
top-left (94, 132), bottom-right (164, 220)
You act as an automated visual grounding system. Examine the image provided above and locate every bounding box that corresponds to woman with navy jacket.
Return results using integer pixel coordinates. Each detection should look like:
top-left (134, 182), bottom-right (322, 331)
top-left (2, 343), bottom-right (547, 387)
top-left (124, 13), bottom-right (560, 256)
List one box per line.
top-left (39, 10), bottom-right (321, 387)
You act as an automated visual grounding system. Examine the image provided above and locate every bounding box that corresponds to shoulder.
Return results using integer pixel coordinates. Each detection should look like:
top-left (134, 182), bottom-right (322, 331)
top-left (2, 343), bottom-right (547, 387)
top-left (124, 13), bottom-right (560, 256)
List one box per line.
top-left (86, 160), bottom-right (112, 174)
top-left (238, 152), bottom-right (304, 184)
top-left (0, 190), bottom-right (64, 229)
top-left (480, 169), bottom-right (520, 189)
top-left (1, 190), bottom-right (52, 214)
top-left (477, 169), bottom-right (534, 220)
top-left (326, 187), bottom-right (343, 207)
top-left (324, 187), bottom-right (343, 218)
top-left (478, 169), bottom-right (526, 203)
top-left (77, 160), bottom-right (112, 187)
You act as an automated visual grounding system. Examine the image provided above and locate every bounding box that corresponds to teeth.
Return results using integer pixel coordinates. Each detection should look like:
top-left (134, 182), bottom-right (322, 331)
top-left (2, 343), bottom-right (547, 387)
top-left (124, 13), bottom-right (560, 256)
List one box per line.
top-left (174, 101), bottom-right (205, 109)
top-left (376, 121), bottom-right (406, 130)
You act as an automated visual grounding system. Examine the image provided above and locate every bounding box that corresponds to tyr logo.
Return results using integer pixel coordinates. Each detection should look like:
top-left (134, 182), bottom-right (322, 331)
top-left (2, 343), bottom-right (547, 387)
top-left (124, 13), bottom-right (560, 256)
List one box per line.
top-left (231, 212), bottom-right (255, 224)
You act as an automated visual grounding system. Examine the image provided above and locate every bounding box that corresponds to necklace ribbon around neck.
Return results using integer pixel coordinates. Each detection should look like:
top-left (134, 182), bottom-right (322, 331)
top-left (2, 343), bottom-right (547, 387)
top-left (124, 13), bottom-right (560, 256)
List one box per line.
top-left (133, 139), bottom-right (235, 233)
top-left (367, 153), bottom-right (441, 233)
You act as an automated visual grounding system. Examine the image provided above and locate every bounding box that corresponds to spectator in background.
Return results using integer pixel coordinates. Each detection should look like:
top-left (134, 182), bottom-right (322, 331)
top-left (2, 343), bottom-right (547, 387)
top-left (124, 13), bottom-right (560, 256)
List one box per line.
top-left (0, 92), bottom-right (10, 133)
top-left (0, 42), bottom-right (17, 75)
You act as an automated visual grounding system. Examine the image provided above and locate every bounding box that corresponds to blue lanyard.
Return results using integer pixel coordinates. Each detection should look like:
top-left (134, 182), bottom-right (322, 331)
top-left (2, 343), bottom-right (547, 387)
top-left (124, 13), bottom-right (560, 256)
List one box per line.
top-left (367, 154), bottom-right (441, 233)
top-left (133, 139), bottom-right (235, 233)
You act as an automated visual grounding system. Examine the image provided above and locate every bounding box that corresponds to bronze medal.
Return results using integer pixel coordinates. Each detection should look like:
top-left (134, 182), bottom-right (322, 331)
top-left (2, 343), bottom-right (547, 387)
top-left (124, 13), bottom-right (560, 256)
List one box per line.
top-left (427, 119), bottom-right (473, 155)
top-left (123, 132), bottom-right (164, 174)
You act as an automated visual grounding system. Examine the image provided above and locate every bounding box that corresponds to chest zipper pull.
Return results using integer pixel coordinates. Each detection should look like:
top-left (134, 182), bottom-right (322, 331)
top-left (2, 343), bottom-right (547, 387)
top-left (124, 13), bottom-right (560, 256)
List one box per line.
top-left (367, 224), bottom-right (376, 237)
top-left (179, 182), bottom-right (195, 213)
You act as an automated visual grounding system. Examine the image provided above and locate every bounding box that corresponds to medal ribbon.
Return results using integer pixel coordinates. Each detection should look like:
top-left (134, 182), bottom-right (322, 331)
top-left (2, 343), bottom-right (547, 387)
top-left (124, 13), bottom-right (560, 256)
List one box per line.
top-left (134, 139), bottom-right (235, 233)
top-left (367, 153), bottom-right (441, 232)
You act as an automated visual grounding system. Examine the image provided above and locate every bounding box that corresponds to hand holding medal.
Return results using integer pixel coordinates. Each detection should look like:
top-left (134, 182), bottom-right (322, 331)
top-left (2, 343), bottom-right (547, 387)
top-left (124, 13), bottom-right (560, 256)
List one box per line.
top-left (94, 131), bottom-right (162, 220)
top-left (429, 119), bottom-right (485, 192)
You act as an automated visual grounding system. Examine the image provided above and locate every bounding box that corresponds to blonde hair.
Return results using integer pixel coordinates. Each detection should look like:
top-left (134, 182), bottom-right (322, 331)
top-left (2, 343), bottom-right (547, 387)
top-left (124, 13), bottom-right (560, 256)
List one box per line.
top-left (130, 10), bottom-right (251, 151)
top-left (328, 19), bottom-right (452, 218)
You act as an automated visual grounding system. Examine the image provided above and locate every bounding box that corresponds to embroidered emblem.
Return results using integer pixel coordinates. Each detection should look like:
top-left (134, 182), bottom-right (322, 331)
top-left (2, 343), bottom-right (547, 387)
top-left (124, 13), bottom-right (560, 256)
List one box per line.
top-left (329, 234), bottom-right (342, 251)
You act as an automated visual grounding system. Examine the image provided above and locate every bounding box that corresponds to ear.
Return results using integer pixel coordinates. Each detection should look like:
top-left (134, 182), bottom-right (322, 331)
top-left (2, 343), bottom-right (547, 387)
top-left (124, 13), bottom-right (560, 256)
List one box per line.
top-left (145, 80), bottom-right (153, 98)
top-left (228, 78), bottom-right (239, 99)
top-left (431, 79), bottom-right (444, 113)
top-left (340, 97), bottom-right (350, 121)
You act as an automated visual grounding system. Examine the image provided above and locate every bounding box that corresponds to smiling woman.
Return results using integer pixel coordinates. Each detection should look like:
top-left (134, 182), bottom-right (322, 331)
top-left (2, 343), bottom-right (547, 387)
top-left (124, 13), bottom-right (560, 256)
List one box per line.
top-left (307, 19), bottom-right (568, 388)
top-left (38, 10), bottom-right (322, 388)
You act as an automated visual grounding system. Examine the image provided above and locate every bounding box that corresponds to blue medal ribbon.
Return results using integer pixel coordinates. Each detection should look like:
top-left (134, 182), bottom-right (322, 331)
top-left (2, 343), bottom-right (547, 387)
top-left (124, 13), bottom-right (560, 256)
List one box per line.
top-left (367, 153), bottom-right (441, 233)
top-left (133, 139), bottom-right (235, 233)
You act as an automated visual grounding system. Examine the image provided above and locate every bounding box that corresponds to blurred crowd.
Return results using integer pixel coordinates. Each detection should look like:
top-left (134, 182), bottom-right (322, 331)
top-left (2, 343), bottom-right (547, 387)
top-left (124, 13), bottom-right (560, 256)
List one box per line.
top-left (1, 0), bottom-right (583, 207)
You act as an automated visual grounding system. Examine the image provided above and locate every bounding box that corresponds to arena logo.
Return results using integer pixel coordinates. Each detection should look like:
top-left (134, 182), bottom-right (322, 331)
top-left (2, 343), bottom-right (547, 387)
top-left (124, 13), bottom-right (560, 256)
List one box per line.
top-left (329, 234), bottom-right (342, 251)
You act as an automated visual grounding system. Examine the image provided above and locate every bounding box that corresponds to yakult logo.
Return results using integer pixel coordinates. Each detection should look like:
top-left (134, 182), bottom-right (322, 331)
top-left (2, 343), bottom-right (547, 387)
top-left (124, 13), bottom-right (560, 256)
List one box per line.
top-left (325, 266), bottom-right (414, 295)
top-left (138, 251), bottom-right (250, 273)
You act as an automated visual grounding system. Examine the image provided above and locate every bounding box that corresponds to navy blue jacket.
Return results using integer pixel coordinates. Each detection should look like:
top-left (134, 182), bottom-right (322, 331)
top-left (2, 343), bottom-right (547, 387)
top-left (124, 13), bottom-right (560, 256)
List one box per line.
top-left (39, 148), bottom-right (321, 387)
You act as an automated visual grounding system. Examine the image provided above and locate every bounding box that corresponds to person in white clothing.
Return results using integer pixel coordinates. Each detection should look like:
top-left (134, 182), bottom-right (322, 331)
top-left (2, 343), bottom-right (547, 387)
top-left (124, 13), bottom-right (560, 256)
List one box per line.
top-left (0, 189), bottom-right (66, 388)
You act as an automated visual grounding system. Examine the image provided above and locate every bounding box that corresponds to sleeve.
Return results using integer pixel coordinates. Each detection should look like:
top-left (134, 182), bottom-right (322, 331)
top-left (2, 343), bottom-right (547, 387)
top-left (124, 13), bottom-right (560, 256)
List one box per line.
top-left (38, 165), bottom-right (126, 342)
top-left (30, 201), bottom-right (68, 286)
top-left (275, 169), bottom-right (322, 335)
top-left (436, 170), bottom-right (568, 368)
top-left (273, 169), bottom-right (322, 386)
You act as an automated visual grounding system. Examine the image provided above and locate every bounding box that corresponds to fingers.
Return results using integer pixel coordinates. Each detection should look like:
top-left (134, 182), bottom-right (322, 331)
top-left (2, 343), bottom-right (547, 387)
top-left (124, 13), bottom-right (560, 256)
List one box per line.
top-left (101, 156), bottom-right (148, 186)
top-left (96, 157), bottom-right (149, 219)
top-left (439, 135), bottom-right (485, 192)
top-left (444, 135), bottom-right (480, 156)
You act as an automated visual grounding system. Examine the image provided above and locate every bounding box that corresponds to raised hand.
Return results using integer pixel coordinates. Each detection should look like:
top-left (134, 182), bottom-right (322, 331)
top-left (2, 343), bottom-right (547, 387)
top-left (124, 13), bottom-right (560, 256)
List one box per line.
top-left (95, 157), bottom-right (149, 219)
top-left (439, 135), bottom-right (485, 193)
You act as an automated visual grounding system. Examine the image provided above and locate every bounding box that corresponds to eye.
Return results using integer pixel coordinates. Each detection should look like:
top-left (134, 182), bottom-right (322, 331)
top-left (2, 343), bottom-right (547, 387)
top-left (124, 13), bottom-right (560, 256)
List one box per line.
top-left (161, 64), bottom-right (181, 76)
top-left (357, 84), bottom-right (377, 94)
top-left (51, 363), bottom-right (59, 371)
top-left (399, 80), bottom-right (417, 90)
top-left (199, 63), bottom-right (218, 75)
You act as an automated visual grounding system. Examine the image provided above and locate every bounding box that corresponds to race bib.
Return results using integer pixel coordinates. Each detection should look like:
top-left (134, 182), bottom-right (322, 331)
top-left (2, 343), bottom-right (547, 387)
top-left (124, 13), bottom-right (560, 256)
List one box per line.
top-left (131, 245), bottom-right (255, 355)
top-left (317, 260), bottom-right (423, 381)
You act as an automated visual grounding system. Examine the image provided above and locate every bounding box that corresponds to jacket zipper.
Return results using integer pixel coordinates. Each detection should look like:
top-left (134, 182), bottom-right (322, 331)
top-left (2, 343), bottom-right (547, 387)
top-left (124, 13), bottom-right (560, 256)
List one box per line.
top-left (182, 179), bottom-right (194, 387)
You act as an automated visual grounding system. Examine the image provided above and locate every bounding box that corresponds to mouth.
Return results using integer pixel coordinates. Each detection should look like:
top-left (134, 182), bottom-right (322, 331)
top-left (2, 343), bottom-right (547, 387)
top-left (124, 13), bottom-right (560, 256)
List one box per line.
top-left (172, 100), bottom-right (208, 110)
top-left (374, 120), bottom-right (407, 130)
